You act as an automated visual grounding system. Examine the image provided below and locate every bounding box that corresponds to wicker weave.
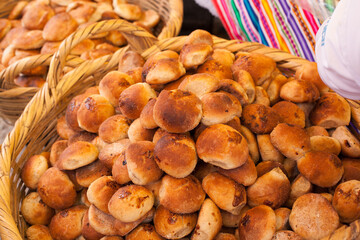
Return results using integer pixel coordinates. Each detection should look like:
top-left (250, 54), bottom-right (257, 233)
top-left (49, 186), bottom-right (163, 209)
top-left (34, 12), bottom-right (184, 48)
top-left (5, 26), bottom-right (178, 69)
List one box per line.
top-left (0, 0), bottom-right (183, 124)
top-left (1, 22), bottom-right (359, 239)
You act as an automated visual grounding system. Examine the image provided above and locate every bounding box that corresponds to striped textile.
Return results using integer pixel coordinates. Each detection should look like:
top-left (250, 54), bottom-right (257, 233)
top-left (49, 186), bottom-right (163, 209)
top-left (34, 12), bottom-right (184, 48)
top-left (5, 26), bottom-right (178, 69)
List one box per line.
top-left (212, 0), bottom-right (322, 61)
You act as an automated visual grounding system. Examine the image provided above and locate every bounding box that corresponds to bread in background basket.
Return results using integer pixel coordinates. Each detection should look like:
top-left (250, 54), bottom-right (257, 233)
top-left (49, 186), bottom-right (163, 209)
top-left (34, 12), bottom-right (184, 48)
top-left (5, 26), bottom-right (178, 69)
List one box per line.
top-left (1, 24), bottom-right (360, 239)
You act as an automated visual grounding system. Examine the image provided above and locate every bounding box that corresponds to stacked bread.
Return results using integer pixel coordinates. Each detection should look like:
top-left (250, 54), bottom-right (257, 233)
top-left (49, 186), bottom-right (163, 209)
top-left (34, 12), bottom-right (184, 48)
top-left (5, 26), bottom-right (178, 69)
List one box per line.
top-left (20, 30), bottom-right (360, 240)
top-left (0, 0), bottom-right (160, 88)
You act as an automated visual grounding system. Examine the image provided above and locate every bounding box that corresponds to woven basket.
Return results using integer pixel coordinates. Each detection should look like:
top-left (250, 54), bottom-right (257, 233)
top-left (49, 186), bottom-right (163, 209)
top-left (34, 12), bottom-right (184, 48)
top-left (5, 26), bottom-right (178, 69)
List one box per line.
top-left (0, 0), bottom-right (183, 125)
top-left (1, 20), bottom-right (360, 239)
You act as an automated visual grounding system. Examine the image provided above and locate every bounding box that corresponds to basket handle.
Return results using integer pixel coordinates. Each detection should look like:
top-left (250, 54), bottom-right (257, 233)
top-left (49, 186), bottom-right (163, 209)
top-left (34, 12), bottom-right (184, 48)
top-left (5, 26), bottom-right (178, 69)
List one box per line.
top-left (47, 19), bottom-right (157, 88)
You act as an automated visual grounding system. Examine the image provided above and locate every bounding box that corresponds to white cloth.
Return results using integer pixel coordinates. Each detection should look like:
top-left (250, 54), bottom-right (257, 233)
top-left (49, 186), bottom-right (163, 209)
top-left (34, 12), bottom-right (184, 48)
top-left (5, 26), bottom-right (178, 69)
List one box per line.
top-left (194, 0), bottom-right (219, 17)
top-left (315, 0), bottom-right (360, 100)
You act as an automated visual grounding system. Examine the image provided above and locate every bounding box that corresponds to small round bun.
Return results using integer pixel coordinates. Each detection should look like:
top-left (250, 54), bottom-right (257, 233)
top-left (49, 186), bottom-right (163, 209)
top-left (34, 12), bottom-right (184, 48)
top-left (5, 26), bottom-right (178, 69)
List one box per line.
top-left (196, 124), bottom-right (249, 169)
top-left (154, 133), bottom-right (197, 178)
top-left (146, 58), bottom-right (186, 84)
top-left (43, 12), bottom-right (78, 41)
top-left (99, 139), bottom-right (130, 169)
top-left (108, 185), bottom-right (154, 222)
top-left (56, 116), bottom-right (75, 140)
top-left (343, 158), bottom-right (360, 181)
top-left (197, 59), bottom-right (233, 80)
top-left (68, 131), bottom-right (97, 145)
top-left (233, 69), bottom-right (256, 103)
top-left (12, 30), bottom-right (45, 49)
top-left (159, 175), bottom-right (205, 214)
top-left (238, 125), bottom-right (260, 163)
top-left (153, 89), bottom-right (202, 133)
top-left (275, 208), bottom-right (291, 231)
top-left (118, 50), bottom-right (144, 73)
top-left (75, 160), bottom-right (111, 188)
top-left (21, 192), bottom-right (54, 225)
top-left (241, 104), bottom-right (280, 134)
top-left (270, 123), bottom-right (311, 160)
top-left (202, 172), bottom-right (246, 215)
top-left (112, 152), bottom-right (131, 185)
top-left (127, 118), bottom-right (156, 142)
top-left (127, 224), bottom-right (164, 240)
top-left (212, 49), bottom-right (235, 67)
top-left (280, 79), bottom-right (320, 103)
top-left (295, 61), bottom-right (329, 93)
top-left (21, 3), bottom-right (54, 30)
top-left (180, 44), bottom-right (213, 70)
top-left (37, 167), bottom-right (77, 210)
top-left (257, 134), bottom-right (284, 163)
top-left (331, 126), bottom-right (360, 158)
top-left (218, 79), bottom-right (249, 105)
top-left (82, 210), bottom-right (105, 240)
top-left (77, 94), bottom-right (115, 133)
top-left (297, 151), bottom-right (343, 187)
top-left (21, 155), bottom-right (49, 190)
top-left (99, 115), bottom-right (130, 143)
top-left (221, 207), bottom-right (249, 228)
top-left (272, 101), bottom-right (305, 128)
top-left (200, 91), bottom-right (242, 126)
top-left (289, 193), bottom-right (339, 240)
top-left (154, 205), bottom-right (197, 239)
top-left (178, 73), bottom-right (219, 97)
top-left (310, 136), bottom-right (341, 155)
top-left (119, 83), bottom-right (157, 119)
top-left (26, 225), bottom-right (53, 240)
top-left (65, 94), bottom-right (87, 131)
top-left (140, 98), bottom-right (158, 129)
top-left (306, 126), bottom-right (329, 137)
top-left (126, 141), bottom-right (163, 185)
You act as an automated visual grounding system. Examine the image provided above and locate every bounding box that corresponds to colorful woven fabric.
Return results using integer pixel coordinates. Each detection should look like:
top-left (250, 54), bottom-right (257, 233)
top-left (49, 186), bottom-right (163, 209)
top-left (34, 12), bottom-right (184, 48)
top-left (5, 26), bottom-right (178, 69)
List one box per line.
top-left (212, 0), bottom-right (322, 61)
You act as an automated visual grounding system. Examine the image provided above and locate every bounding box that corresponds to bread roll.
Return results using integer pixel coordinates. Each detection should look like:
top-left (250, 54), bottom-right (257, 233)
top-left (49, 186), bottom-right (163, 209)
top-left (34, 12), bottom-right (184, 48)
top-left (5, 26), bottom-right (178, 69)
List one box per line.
top-left (238, 205), bottom-right (276, 240)
top-left (202, 172), bottom-right (246, 214)
top-left (342, 158), bottom-right (360, 181)
top-left (43, 12), bottom-right (78, 41)
top-left (257, 134), bottom-right (285, 163)
top-left (49, 205), bottom-right (87, 240)
top-left (297, 151), bottom-right (344, 187)
top-left (271, 231), bottom-right (303, 240)
top-left (178, 73), bottom-right (219, 97)
top-left (87, 176), bottom-right (121, 214)
top-left (275, 208), bottom-right (291, 231)
top-left (193, 160), bottom-right (217, 182)
top-left (80, 188), bottom-right (91, 207)
top-left (286, 174), bottom-right (312, 207)
top-left (21, 155), bottom-right (49, 190)
top-left (112, 152), bottom-right (131, 184)
top-left (77, 94), bottom-right (115, 133)
top-left (159, 175), bottom-right (205, 214)
top-left (65, 169), bottom-right (83, 192)
top-left (241, 104), bottom-right (280, 134)
top-left (98, 115), bottom-right (130, 143)
top-left (295, 61), bottom-right (329, 93)
top-left (14, 75), bottom-right (46, 88)
top-left (332, 180), bottom-right (360, 223)
top-left (146, 57), bottom-right (186, 84)
top-left (270, 123), bottom-right (311, 160)
top-left (99, 139), bottom-right (130, 169)
top-left (108, 185), bottom-right (154, 222)
top-left (310, 92), bottom-right (351, 128)
top-left (144, 180), bottom-right (162, 207)
top-left (212, 49), bottom-right (235, 67)
top-left (118, 50), bottom-right (144, 73)
top-left (71, 39), bottom-right (95, 55)
top-left (185, 29), bottom-right (213, 46)
top-left (154, 205), bottom-right (197, 239)
top-left (153, 89), bottom-right (202, 133)
top-left (289, 193), bottom-right (339, 240)
top-left (127, 118), bottom-right (156, 142)
top-left (232, 53), bottom-right (276, 85)
top-left (21, 2), bottom-right (54, 30)
top-left (140, 98), bottom-right (158, 129)
top-left (56, 116), bottom-right (75, 140)
top-left (256, 161), bottom-right (288, 178)
top-left (8, 1), bottom-right (28, 20)
top-left (26, 225), bottom-right (53, 240)
top-left (192, 199), bottom-right (222, 240)
top-left (142, 51), bottom-right (179, 80)
top-left (76, 160), bottom-right (111, 187)
top-left (280, 79), bottom-right (320, 103)
top-left (225, 116), bottom-right (241, 132)
top-left (81, 48), bottom-right (113, 60)
top-left (272, 101), bottom-right (305, 128)
top-left (196, 124), bottom-right (249, 169)
top-left (68, 131), bottom-right (97, 145)
top-left (310, 135), bottom-right (341, 155)
top-left (237, 125), bottom-right (260, 163)
top-left (221, 206), bottom-right (249, 228)
top-left (82, 210), bottom-right (105, 240)
top-left (247, 167), bottom-right (290, 209)
top-left (217, 156), bottom-right (257, 187)
top-left (21, 192), bottom-right (54, 225)
top-left (41, 41), bottom-right (61, 54)
top-left (126, 223), bottom-right (164, 240)
top-left (253, 86), bottom-right (270, 106)
top-left (126, 141), bottom-right (163, 185)
top-left (332, 126), bottom-right (360, 158)
top-left (233, 69), bottom-right (256, 103)
top-left (65, 94), bottom-right (87, 131)
top-left (118, 83), bottom-right (156, 119)
top-left (113, 3), bottom-right (142, 20)
top-left (267, 74), bottom-right (289, 105)
top-left (13, 30), bottom-right (45, 49)
top-left (135, 9), bottom-right (160, 28)
top-left (306, 126), bottom-right (329, 137)
top-left (197, 59), bottom-right (233, 80)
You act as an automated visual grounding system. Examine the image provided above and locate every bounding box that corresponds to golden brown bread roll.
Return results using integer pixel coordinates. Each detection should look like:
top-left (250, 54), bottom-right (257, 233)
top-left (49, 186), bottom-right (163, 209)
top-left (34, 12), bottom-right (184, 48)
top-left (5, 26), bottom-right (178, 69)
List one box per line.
top-left (98, 115), bottom-right (130, 143)
top-left (247, 167), bottom-right (290, 209)
top-left (68, 2), bottom-right (95, 25)
top-left (153, 89), bottom-right (202, 133)
top-left (1, 45), bottom-right (15, 67)
top-left (140, 98), bottom-right (158, 129)
top-left (257, 134), bottom-right (285, 163)
top-left (21, 154), bottom-right (49, 190)
top-left (200, 91), bottom-right (242, 126)
top-left (295, 61), bottom-right (329, 93)
top-left (271, 231), bottom-right (303, 240)
top-left (154, 205), bottom-right (197, 239)
top-left (68, 131), bottom-right (97, 145)
top-left (197, 59), bottom-right (233, 80)
top-left (26, 225), bottom-right (53, 240)
top-left (280, 79), bottom-right (320, 103)
top-left (196, 124), bottom-right (249, 169)
top-left (320, 193), bottom-right (333, 203)
top-left (70, 38), bottom-right (95, 55)
top-left (331, 126), bottom-right (360, 158)
top-left (253, 86), bottom-right (270, 106)
top-left (233, 69), bottom-right (256, 104)
top-left (159, 175), bottom-right (205, 214)
top-left (14, 75), bottom-right (45, 88)
top-left (113, 3), bottom-right (142, 20)
top-left (43, 12), bottom-right (78, 41)
top-left (126, 67), bottom-right (143, 84)
top-left (297, 151), bottom-right (344, 187)
top-left (218, 79), bottom-right (249, 105)
top-left (286, 174), bottom-right (312, 207)
top-left (82, 210), bottom-right (105, 240)
top-left (221, 206), bottom-right (249, 228)
top-left (126, 223), bottom-right (164, 240)
top-left (238, 205), bottom-right (276, 240)
top-left (49, 205), bottom-right (88, 240)
top-left (306, 126), bottom-right (329, 137)
top-left (232, 53), bottom-right (276, 85)
top-left (21, 2), bottom-right (54, 30)
top-left (332, 180), bottom-right (360, 223)
top-left (256, 161), bottom-right (288, 178)
top-left (310, 135), bottom-right (341, 155)
top-left (0, 19), bottom-right (11, 40)
top-left (112, 152), bottom-right (131, 185)
top-left (125, 141), bottom-right (162, 185)
top-left (50, 140), bottom-right (68, 167)
top-left (342, 158), bottom-right (360, 181)
top-left (12, 30), bottom-right (45, 49)
top-left (289, 193), bottom-right (339, 240)
top-left (217, 156), bottom-right (257, 186)
top-left (270, 123), bottom-right (311, 160)
top-left (65, 169), bottom-right (83, 192)
top-left (99, 71), bottom-right (133, 107)
top-left (145, 57), bottom-right (186, 85)
top-left (21, 192), bottom-right (54, 225)
top-left (310, 92), bottom-right (351, 128)
top-left (193, 160), bottom-right (217, 182)
top-left (8, 1), bottom-right (28, 20)
top-left (275, 208), bottom-right (291, 231)
top-left (0, 27), bottom-right (25, 49)
top-left (202, 172), bottom-right (246, 215)
top-left (296, 102), bottom-right (315, 128)
top-left (178, 73), bottom-right (219, 97)
top-left (77, 94), bottom-right (115, 133)
top-left (99, 139), bottom-right (130, 169)
top-left (56, 116), bottom-right (75, 140)
top-left (272, 101), bottom-right (305, 128)
top-left (76, 160), bottom-right (111, 188)
top-left (80, 48), bottom-right (113, 60)
top-left (142, 51), bottom-right (179, 79)
top-left (185, 29), bottom-right (213, 46)
top-left (81, 188), bottom-right (91, 207)
top-left (40, 41), bottom-right (61, 54)
top-left (180, 43), bottom-right (213, 70)
top-left (144, 180), bottom-right (162, 207)
top-left (56, 141), bottom-right (99, 170)
top-left (225, 116), bottom-right (241, 132)
top-left (267, 74), bottom-right (289, 105)
top-left (241, 104), bottom-right (280, 134)
top-left (65, 94), bottom-right (88, 131)
top-left (87, 176), bottom-right (121, 214)
top-left (237, 125), bottom-right (260, 163)
top-left (127, 118), bottom-right (156, 142)
top-left (108, 185), bottom-right (154, 222)
top-left (118, 82), bottom-right (156, 119)
top-left (192, 198), bottom-right (222, 240)
top-left (212, 49), bottom-right (235, 67)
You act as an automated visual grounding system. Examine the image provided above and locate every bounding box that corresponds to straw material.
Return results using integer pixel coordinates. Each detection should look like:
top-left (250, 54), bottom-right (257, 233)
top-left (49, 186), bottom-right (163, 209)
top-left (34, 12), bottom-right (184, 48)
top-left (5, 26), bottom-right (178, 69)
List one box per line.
top-left (1, 26), bottom-right (359, 239)
top-left (0, 0), bottom-right (183, 125)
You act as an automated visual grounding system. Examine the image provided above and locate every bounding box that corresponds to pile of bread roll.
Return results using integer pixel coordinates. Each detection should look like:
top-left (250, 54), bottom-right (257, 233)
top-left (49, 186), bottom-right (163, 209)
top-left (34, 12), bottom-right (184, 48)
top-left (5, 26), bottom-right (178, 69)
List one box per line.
top-left (20, 29), bottom-right (360, 240)
top-left (0, 0), bottom-right (160, 88)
